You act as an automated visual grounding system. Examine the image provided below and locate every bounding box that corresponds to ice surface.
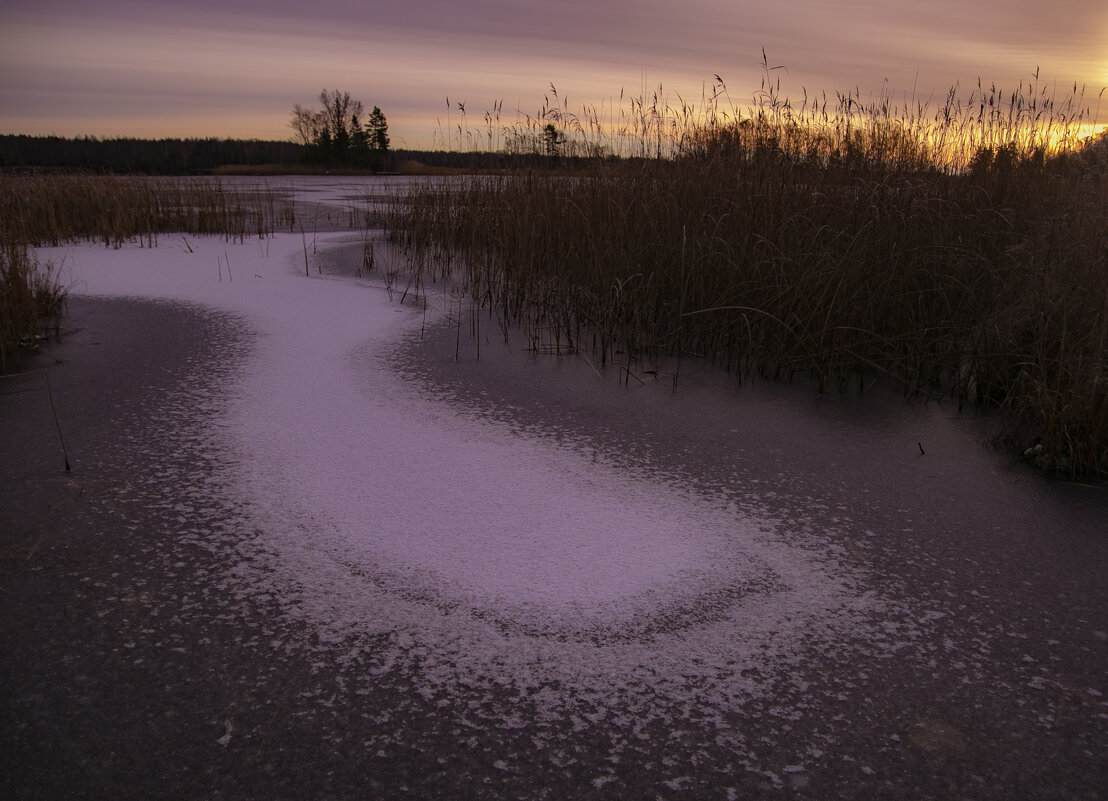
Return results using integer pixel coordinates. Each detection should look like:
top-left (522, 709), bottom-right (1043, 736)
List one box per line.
top-left (42, 228), bottom-right (913, 778)
top-left (26, 177), bottom-right (1107, 797)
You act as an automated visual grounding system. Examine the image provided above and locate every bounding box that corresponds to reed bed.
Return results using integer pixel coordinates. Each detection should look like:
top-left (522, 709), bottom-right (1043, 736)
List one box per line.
top-left (386, 76), bottom-right (1108, 477)
top-left (0, 174), bottom-right (296, 370)
top-left (0, 174), bottom-right (296, 249)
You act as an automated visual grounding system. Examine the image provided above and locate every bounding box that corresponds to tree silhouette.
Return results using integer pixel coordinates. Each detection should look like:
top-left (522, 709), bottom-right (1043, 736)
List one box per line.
top-left (369, 107), bottom-right (390, 152)
top-left (290, 90), bottom-right (389, 167)
top-left (543, 124), bottom-right (564, 157)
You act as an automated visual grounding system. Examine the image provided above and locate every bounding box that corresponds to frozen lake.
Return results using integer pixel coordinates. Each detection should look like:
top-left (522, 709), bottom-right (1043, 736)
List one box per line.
top-left (4, 175), bottom-right (1106, 799)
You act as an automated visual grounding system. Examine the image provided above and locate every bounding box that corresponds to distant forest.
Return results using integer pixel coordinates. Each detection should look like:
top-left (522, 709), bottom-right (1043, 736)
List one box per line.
top-left (0, 134), bottom-right (586, 174)
top-left (0, 135), bottom-right (311, 174)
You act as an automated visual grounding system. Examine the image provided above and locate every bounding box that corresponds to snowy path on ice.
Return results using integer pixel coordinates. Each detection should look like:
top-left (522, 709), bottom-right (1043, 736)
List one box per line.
top-left (48, 233), bottom-right (921, 770)
top-left (56, 235), bottom-right (764, 616)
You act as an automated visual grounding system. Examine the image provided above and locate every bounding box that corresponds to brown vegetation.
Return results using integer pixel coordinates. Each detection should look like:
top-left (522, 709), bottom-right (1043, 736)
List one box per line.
top-left (0, 175), bottom-right (295, 370)
top-left (385, 75), bottom-right (1108, 477)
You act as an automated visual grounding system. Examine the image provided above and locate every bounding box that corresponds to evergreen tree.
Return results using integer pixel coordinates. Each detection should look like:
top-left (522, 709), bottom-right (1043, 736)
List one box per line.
top-left (350, 112), bottom-right (370, 162)
top-left (369, 107), bottom-right (390, 151)
top-left (543, 124), bottom-right (564, 157)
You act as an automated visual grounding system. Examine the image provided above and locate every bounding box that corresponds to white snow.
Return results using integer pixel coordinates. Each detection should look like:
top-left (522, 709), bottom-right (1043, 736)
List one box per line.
top-left (38, 214), bottom-right (917, 772)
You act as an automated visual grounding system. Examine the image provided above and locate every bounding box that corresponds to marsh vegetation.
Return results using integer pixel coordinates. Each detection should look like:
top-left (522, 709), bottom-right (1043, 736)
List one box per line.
top-left (3, 69), bottom-right (1106, 476)
top-left (0, 174), bottom-right (296, 370)
top-left (385, 73), bottom-right (1108, 477)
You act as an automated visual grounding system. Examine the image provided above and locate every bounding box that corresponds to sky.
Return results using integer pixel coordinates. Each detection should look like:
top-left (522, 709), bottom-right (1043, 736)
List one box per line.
top-left (2, 0), bottom-right (1106, 149)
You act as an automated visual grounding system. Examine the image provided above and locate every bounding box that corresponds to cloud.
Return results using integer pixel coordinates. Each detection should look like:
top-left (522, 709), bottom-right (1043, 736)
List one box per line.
top-left (2, 0), bottom-right (1104, 143)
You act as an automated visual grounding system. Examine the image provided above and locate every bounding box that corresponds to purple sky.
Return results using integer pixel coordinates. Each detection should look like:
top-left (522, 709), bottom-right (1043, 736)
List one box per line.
top-left (2, 0), bottom-right (1105, 147)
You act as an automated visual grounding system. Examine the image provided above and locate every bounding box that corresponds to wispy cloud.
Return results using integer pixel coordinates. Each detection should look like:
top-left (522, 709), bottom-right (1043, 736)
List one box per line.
top-left (2, 0), bottom-right (1104, 143)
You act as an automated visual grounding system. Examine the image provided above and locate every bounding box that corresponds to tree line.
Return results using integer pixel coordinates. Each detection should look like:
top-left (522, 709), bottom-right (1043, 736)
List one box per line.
top-left (0, 135), bottom-right (305, 174)
top-left (0, 90), bottom-right (394, 174)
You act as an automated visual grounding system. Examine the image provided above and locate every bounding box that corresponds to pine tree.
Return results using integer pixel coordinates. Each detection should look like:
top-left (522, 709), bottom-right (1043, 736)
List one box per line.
top-left (369, 107), bottom-right (390, 151)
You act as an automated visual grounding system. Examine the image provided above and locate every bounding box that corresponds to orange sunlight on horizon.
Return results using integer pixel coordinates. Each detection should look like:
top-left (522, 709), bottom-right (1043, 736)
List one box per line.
top-left (1, 1), bottom-right (1105, 150)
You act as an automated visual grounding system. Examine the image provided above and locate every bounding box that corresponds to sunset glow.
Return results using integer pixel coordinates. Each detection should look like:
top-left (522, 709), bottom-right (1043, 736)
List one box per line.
top-left (2, 0), bottom-right (1105, 148)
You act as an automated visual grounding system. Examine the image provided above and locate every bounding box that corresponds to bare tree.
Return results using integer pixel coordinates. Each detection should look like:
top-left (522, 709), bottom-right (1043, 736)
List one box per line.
top-left (289, 103), bottom-right (326, 147)
top-left (320, 89), bottom-right (363, 159)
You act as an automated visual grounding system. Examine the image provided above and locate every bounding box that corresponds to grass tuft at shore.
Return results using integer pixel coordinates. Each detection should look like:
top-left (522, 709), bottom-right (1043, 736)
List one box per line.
top-left (0, 243), bottom-right (66, 372)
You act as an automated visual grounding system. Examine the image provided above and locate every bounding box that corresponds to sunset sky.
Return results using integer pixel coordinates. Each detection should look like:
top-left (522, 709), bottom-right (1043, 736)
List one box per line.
top-left (2, 0), bottom-right (1105, 149)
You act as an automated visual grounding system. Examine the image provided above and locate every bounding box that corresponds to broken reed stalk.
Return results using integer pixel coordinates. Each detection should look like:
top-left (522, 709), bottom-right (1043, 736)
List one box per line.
top-left (2, 370), bottom-right (71, 472)
top-left (43, 370), bottom-right (70, 471)
top-left (299, 223), bottom-right (310, 276)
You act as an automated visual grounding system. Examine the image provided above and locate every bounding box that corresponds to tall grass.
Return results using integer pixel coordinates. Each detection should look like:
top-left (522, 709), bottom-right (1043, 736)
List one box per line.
top-left (432, 61), bottom-right (1100, 167)
top-left (0, 174), bottom-right (296, 370)
top-left (385, 74), bottom-right (1108, 477)
top-left (0, 174), bottom-right (296, 249)
top-left (0, 243), bottom-right (66, 372)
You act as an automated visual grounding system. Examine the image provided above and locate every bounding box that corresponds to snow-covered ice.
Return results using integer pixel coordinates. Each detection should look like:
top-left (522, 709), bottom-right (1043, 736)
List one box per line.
top-left (40, 227), bottom-right (914, 776)
top-left (19, 179), bottom-right (1107, 798)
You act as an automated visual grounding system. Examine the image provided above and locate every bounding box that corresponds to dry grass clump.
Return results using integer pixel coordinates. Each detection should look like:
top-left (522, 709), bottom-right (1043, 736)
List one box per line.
top-left (386, 76), bottom-right (1108, 477)
top-left (0, 242), bottom-right (66, 371)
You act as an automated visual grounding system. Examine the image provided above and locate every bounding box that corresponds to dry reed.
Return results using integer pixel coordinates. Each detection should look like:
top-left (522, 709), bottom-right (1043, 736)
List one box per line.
top-left (386, 73), bottom-right (1108, 477)
top-left (0, 174), bottom-right (295, 249)
top-left (0, 174), bottom-right (295, 370)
